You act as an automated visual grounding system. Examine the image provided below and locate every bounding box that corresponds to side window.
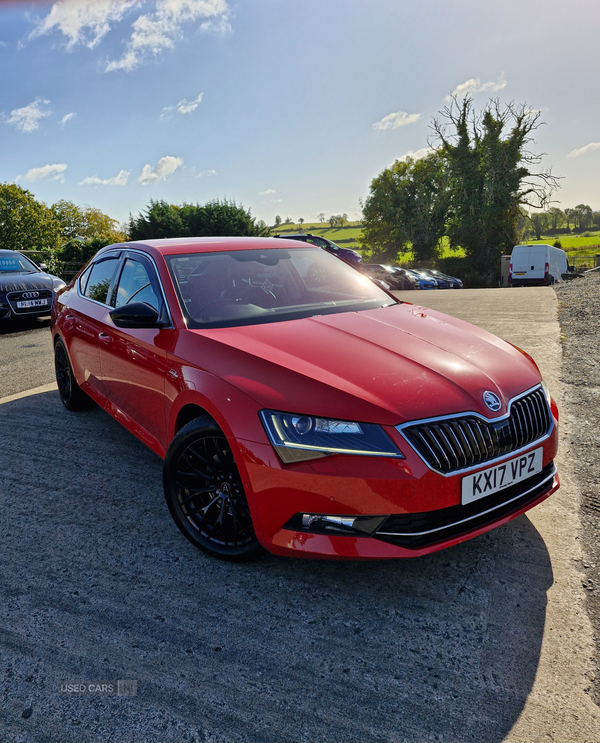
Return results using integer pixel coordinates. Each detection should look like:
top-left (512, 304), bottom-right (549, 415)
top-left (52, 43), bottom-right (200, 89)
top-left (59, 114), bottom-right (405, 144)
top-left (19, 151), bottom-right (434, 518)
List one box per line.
top-left (84, 258), bottom-right (120, 304)
top-left (114, 258), bottom-right (160, 311)
top-left (78, 265), bottom-right (92, 294)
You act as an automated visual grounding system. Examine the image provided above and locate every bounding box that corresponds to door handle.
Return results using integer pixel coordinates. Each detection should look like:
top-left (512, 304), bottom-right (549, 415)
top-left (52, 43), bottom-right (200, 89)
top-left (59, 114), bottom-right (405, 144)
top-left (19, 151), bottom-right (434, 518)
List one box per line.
top-left (98, 332), bottom-right (113, 344)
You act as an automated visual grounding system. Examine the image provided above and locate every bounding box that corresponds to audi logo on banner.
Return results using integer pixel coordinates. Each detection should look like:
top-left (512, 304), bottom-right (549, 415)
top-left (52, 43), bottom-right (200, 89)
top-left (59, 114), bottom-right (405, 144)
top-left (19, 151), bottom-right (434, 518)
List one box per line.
top-left (22, 291), bottom-right (39, 299)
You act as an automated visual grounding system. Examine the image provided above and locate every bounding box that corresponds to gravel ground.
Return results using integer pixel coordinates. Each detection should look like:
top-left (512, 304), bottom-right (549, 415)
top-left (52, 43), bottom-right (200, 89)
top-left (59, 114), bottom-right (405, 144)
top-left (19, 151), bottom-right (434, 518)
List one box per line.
top-left (556, 273), bottom-right (600, 705)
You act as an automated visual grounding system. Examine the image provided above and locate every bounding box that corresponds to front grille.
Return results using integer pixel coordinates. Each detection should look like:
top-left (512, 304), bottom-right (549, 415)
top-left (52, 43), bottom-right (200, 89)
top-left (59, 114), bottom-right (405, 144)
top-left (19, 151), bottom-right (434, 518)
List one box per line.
top-left (375, 462), bottom-right (556, 550)
top-left (7, 289), bottom-right (53, 314)
top-left (400, 387), bottom-right (551, 473)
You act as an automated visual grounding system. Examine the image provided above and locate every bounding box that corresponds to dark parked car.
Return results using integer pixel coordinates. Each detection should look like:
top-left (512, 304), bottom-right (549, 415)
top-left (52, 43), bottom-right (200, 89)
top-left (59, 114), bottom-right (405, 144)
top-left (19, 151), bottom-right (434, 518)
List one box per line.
top-left (425, 269), bottom-right (463, 289)
top-left (273, 234), bottom-right (362, 266)
top-left (0, 250), bottom-right (66, 320)
top-left (361, 264), bottom-right (414, 290)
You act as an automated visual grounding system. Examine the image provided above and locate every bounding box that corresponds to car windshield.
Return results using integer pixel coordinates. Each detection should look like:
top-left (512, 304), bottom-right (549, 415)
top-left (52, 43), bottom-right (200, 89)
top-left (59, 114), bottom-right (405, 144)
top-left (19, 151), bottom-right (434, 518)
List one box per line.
top-left (0, 253), bottom-right (39, 275)
top-left (166, 247), bottom-right (396, 329)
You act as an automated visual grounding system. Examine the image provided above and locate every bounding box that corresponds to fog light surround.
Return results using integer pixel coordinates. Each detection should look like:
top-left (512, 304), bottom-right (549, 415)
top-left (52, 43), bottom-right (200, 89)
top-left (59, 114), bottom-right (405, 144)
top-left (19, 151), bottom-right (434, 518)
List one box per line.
top-left (285, 513), bottom-right (387, 536)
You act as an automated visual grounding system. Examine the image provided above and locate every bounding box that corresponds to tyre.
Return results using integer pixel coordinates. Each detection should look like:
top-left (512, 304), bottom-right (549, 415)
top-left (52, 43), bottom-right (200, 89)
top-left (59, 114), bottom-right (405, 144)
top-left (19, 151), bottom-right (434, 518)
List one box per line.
top-left (163, 416), bottom-right (263, 561)
top-left (54, 337), bottom-right (92, 411)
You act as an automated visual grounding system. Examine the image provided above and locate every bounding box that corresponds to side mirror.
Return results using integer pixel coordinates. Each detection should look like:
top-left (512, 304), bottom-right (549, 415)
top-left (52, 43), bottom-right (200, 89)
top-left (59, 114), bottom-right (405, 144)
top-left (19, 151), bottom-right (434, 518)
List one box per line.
top-left (39, 263), bottom-right (48, 271)
top-left (109, 301), bottom-right (166, 328)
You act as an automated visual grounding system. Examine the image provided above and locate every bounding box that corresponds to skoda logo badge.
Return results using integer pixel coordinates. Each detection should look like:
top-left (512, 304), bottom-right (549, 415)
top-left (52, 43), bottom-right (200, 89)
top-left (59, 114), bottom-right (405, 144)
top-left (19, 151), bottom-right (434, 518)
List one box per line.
top-left (483, 391), bottom-right (501, 412)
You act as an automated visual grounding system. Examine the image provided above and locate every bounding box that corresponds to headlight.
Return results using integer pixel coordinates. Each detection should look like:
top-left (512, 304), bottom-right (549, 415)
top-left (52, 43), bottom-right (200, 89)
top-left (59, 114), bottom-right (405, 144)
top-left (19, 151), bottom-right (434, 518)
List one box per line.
top-left (260, 410), bottom-right (403, 464)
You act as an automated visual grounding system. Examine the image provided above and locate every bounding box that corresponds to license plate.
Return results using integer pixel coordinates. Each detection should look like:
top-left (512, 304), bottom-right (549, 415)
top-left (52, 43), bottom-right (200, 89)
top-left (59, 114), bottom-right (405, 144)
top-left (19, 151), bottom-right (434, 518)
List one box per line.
top-left (514, 272), bottom-right (526, 276)
top-left (16, 298), bottom-right (49, 308)
top-left (461, 448), bottom-right (543, 505)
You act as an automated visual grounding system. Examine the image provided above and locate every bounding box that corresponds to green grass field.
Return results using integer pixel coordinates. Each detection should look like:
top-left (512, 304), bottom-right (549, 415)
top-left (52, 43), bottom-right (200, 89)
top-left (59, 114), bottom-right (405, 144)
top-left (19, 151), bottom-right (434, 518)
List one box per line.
top-left (523, 233), bottom-right (600, 256)
top-left (271, 222), bottom-right (466, 261)
top-left (272, 222), bottom-right (364, 248)
top-left (272, 222), bottom-right (600, 263)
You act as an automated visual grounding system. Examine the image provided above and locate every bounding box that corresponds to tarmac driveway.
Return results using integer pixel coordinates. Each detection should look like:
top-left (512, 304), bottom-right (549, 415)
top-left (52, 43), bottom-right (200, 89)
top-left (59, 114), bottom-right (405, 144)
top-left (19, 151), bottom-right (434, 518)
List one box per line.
top-left (0, 288), bottom-right (598, 742)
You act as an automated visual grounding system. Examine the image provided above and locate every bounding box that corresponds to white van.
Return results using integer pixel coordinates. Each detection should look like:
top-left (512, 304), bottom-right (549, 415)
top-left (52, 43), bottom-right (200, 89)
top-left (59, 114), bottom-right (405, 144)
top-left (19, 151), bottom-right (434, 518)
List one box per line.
top-left (509, 244), bottom-right (569, 286)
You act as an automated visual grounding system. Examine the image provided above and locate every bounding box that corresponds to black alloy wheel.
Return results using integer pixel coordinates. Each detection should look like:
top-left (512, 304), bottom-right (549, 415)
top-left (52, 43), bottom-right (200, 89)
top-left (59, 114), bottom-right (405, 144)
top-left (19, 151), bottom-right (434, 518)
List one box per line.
top-left (54, 338), bottom-right (92, 411)
top-left (163, 416), bottom-right (263, 561)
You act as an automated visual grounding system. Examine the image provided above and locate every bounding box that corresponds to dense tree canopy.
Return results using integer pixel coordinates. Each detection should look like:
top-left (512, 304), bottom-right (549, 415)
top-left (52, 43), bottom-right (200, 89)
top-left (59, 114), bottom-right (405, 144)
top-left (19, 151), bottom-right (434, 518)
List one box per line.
top-left (432, 98), bottom-right (559, 278)
top-left (361, 98), bottom-right (561, 280)
top-left (360, 152), bottom-right (449, 262)
top-left (0, 184), bottom-right (60, 252)
top-left (129, 199), bottom-right (270, 241)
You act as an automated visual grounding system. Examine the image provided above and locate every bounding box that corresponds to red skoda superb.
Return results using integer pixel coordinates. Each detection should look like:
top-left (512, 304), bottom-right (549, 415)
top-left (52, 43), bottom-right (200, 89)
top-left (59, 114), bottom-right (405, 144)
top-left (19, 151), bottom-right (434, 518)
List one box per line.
top-left (52, 238), bottom-right (559, 561)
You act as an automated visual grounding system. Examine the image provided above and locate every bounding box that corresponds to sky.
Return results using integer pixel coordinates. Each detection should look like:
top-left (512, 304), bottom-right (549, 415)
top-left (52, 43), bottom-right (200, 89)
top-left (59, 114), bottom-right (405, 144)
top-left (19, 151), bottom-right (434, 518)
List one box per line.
top-left (1, 0), bottom-right (599, 227)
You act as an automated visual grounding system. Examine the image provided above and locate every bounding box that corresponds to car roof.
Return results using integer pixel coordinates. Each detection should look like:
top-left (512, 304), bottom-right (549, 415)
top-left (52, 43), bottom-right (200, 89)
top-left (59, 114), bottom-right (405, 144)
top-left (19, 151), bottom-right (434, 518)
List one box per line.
top-left (98, 237), bottom-right (316, 257)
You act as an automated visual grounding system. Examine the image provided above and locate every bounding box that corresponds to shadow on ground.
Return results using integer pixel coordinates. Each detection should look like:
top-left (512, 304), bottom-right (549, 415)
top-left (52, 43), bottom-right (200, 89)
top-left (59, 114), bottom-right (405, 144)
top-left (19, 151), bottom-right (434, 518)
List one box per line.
top-left (1, 392), bottom-right (553, 743)
top-left (0, 316), bottom-right (51, 336)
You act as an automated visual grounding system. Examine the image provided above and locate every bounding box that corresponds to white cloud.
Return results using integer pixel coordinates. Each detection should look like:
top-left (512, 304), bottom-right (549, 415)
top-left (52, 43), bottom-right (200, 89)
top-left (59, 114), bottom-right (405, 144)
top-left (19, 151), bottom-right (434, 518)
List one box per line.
top-left (372, 111), bottom-right (420, 131)
top-left (59, 112), bottom-right (76, 127)
top-left (29, 0), bottom-right (139, 49)
top-left (177, 92), bottom-right (203, 114)
top-left (18, 163), bottom-right (68, 183)
top-left (259, 188), bottom-right (276, 195)
top-left (196, 168), bottom-right (216, 177)
top-left (105, 0), bottom-right (230, 72)
top-left (445, 74), bottom-right (507, 101)
top-left (567, 142), bottom-right (600, 158)
top-left (397, 147), bottom-right (434, 163)
top-left (138, 155), bottom-right (183, 184)
top-left (79, 169), bottom-right (130, 185)
top-left (29, 0), bottom-right (231, 70)
top-left (162, 92), bottom-right (204, 119)
top-left (4, 97), bottom-right (51, 132)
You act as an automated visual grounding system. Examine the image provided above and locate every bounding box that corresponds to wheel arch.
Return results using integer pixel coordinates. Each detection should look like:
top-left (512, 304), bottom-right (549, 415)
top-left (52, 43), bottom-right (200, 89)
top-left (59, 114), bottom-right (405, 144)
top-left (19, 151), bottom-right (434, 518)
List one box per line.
top-left (174, 403), bottom-right (216, 433)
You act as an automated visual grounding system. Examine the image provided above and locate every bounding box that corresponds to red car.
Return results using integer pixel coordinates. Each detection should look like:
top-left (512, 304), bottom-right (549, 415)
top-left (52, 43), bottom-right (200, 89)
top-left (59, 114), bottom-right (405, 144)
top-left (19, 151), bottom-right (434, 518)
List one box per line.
top-left (52, 238), bottom-right (559, 561)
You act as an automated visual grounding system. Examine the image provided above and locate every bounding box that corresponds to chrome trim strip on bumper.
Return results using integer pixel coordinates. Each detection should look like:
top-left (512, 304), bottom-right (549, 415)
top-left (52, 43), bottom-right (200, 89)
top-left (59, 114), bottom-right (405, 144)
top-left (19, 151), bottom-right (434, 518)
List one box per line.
top-left (376, 464), bottom-right (557, 539)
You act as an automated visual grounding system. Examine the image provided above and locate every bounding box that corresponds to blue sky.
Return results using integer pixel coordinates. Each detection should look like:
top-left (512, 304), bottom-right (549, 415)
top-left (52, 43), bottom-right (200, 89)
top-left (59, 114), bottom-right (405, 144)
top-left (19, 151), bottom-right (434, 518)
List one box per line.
top-left (1, 0), bottom-right (599, 227)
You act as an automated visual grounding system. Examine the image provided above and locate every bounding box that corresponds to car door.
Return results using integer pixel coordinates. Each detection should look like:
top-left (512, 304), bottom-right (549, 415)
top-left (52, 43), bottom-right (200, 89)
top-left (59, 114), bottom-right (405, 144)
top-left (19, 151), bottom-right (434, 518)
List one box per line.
top-left (67, 252), bottom-right (122, 398)
top-left (98, 251), bottom-right (174, 453)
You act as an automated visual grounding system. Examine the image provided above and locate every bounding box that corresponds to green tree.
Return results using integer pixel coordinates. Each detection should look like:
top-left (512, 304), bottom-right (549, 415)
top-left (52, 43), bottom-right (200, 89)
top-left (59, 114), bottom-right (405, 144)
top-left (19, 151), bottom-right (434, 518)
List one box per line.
top-left (432, 98), bottom-right (559, 279)
top-left (360, 153), bottom-right (449, 262)
top-left (128, 199), bottom-right (188, 240)
top-left (317, 212), bottom-right (325, 223)
top-left (129, 198), bottom-right (270, 240)
top-left (574, 203), bottom-right (593, 231)
top-left (274, 215), bottom-right (282, 227)
top-left (564, 207), bottom-right (576, 231)
top-left (0, 183), bottom-right (60, 252)
top-left (529, 211), bottom-right (549, 240)
top-left (52, 200), bottom-right (127, 246)
top-left (548, 207), bottom-right (565, 233)
top-left (181, 199), bottom-right (270, 237)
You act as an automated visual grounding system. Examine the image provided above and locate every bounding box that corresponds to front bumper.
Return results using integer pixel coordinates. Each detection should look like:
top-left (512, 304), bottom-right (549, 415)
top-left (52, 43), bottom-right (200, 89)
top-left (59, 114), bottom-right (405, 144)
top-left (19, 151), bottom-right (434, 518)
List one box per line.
top-left (235, 412), bottom-right (559, 559)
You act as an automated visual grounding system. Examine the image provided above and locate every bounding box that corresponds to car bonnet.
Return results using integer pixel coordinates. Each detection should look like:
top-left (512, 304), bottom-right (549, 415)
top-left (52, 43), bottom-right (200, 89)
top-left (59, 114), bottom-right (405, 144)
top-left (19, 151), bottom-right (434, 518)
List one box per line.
top-left (0, 273), bottom-right (54, 294)
top-left (189, 303), bottom-right (542, 426)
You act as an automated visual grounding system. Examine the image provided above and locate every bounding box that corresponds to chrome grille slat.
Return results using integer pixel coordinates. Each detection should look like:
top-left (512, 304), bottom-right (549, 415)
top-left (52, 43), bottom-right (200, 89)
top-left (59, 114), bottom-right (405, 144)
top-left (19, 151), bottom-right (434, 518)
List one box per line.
top-left (400, 387), bottom-right (553, 474)
top-left (450, 422), bottom-right (474, 466)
